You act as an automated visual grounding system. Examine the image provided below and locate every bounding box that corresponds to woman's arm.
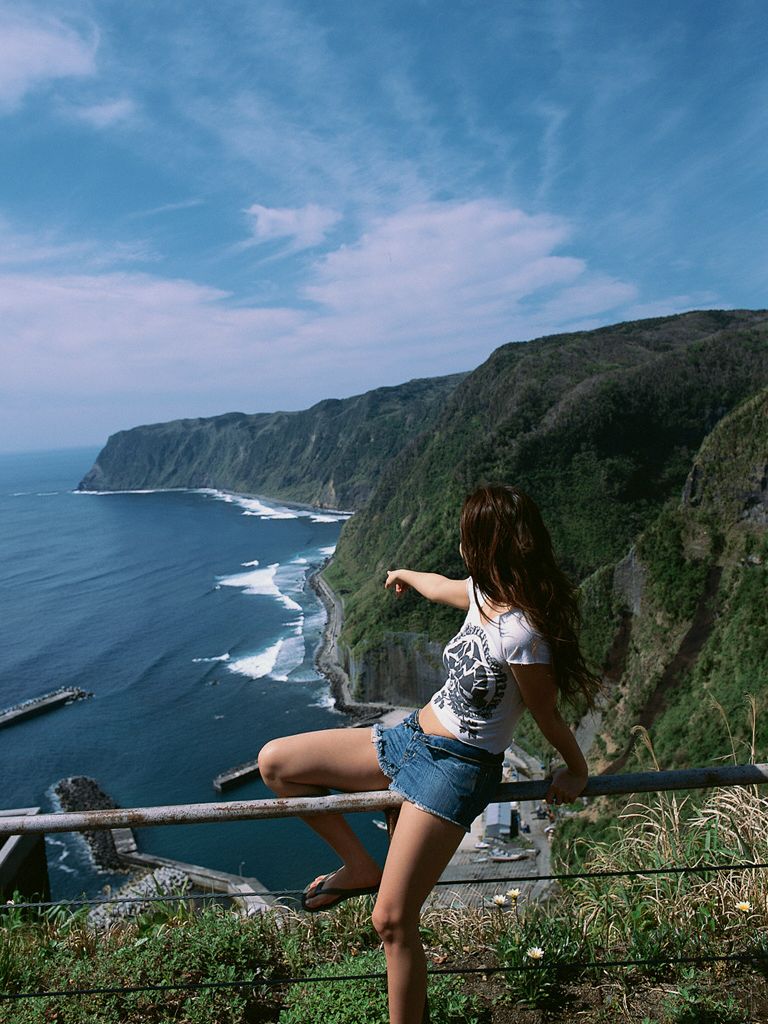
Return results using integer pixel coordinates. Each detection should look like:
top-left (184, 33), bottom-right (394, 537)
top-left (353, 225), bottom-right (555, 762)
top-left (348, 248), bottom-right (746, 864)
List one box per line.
top-left (385, 569), bottom-right (470, 610)
top-left (510, 662), bottom-right (589, 803)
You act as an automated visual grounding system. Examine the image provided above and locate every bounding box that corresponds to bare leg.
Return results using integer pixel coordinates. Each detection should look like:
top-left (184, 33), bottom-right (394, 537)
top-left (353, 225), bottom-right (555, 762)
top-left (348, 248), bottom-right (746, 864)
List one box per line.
top-left (371, 800), bottom-right (465, 1024)
top-left (257, 726), bottom-right (391, 908)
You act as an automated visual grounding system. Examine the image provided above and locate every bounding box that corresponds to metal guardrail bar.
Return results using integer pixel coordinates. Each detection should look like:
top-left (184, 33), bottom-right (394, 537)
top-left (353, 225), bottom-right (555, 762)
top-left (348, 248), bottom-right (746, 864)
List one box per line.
top-left (2, 763), bottom-right (766, 836)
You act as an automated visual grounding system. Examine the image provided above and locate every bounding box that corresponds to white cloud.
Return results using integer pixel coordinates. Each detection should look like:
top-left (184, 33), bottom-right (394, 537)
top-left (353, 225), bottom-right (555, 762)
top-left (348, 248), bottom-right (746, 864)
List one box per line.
top-left (304, 200), bottom-right (589, 346)
top-left (0, 217), bottom-right (152, 269)
top-left (0, 271), bottom-right (303, 396)
top-left (70, 96), bottom-right (136, 128)
top-left (0, 12), bottom-right (96, 113)
top-left (0, 215), bottom-right (88, 266)
top-left (126, 198), bottom-right (204, 221)
top-left (244, 202), bottom-right (341, 250)
top-left (0, 199), bottom-right (649, 445)
top-left (536, 277), bottom-right (639, 324)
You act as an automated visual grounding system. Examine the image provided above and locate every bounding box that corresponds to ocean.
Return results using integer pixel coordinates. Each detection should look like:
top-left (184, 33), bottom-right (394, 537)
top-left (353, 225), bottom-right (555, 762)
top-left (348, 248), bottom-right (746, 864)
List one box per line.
top-left (0, 448), bottom-right (391, 900)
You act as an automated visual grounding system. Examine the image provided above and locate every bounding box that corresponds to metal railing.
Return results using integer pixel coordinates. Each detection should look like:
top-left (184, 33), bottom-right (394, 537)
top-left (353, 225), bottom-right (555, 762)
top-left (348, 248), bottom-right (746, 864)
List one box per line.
top-left (2, 763), bottom-right (766, 837)
top-left (2, 762), bottom-right (767, 1007)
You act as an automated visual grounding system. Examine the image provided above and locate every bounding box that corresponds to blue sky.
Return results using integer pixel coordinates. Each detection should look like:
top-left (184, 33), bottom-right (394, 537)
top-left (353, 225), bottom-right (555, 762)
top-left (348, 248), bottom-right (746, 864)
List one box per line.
top-left (1, 0), bottom-right (766, 450)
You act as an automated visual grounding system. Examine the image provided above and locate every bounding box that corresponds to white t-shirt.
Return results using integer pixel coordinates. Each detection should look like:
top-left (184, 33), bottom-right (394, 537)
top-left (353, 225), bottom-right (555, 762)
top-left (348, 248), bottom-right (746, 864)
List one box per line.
top-left (429, 576), bottom-right (551, 754)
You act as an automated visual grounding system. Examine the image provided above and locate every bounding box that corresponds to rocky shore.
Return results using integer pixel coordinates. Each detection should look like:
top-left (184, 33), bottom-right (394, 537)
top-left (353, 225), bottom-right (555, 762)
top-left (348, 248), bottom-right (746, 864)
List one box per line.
top-left (87, 867), bottom-right (192, 929)
top-left (53, 776), bottom-right (131, 873)
top-left (308, 562), bottom-right (413, 728)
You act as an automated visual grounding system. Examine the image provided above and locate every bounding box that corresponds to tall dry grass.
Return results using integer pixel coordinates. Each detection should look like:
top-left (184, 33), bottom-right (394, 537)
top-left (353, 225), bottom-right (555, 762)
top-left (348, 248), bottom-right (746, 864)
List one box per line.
top-left (560, 695), bottom-right (767, 952)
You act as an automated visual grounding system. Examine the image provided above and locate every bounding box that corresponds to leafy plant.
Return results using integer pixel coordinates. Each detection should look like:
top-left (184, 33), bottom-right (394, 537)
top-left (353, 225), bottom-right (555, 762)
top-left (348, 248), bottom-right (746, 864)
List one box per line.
top-left (661, 970), bottom-right (748, 1024)
top-left (277, 947), bottom-right (486, 1024)
top-left (494, 911), bottom-right (591, 1010)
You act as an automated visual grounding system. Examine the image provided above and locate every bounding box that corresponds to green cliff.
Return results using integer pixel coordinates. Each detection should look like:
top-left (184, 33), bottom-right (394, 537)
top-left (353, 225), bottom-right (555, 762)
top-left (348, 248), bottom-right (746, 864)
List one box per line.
top-left (551, 386), bottom-right (767, 862)
top-left (78, 372), bottom-right (466, 509)
top-left (579, 385), bottom-right (768, 773)
top-left (78, 308), bottom-right (768, 741)
top-left (323, 309), bottom-right (768, 703)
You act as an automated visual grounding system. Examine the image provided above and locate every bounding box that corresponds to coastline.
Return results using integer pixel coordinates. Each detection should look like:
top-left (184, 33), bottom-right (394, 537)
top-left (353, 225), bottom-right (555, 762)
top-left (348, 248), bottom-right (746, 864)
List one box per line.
top-left (308, 561), bottom-right (414, 729)
top-left (73, 480), bottom-right (412, 730)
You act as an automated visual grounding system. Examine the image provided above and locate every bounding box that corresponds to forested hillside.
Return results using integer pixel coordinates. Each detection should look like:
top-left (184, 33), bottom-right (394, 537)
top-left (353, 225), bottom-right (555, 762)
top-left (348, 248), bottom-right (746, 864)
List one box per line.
top-left (323, 310), bottom-right (768, 700)
top-left (78, 372), bottom-right (465, 509)
top-left (578, 386), bottom-right (768, 771)
top-left (550, 387), bottom-right (767, 863)
top-left (78, 308), bottom-right (768, 736)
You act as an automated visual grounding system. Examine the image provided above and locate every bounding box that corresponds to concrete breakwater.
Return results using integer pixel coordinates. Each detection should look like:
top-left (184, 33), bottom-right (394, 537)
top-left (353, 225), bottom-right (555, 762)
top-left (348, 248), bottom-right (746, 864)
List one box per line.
top-left (51, 775), bottom-right (276, 918)
top-left (0, 808), bottom-right (50, 902)
top-left (0, 687), bottom-right (92, 730)
top-left (213, 757), bottom-right (261, 793)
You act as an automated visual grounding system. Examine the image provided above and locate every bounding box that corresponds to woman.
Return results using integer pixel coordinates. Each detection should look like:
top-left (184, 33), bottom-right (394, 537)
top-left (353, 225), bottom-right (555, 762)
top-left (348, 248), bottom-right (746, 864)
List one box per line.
top-left (257, 483), bottom-right (602, 1024)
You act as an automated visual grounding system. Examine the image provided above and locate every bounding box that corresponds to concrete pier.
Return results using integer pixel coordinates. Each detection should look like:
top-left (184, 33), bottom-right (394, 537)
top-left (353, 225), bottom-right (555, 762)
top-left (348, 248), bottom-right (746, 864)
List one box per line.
top-left (213, 758), bottom-right (261, 793)
top-left (111, 824), bottom-right (277, 916)
top-left (0, 688), bottom-right (91, 730)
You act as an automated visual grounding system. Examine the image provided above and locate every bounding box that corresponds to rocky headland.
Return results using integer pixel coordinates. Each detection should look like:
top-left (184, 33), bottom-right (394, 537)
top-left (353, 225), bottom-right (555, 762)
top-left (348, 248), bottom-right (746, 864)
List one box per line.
top-left (78, 372), bottom-right (466, 509)
top-left (72, 309), bottom-right (768, 776)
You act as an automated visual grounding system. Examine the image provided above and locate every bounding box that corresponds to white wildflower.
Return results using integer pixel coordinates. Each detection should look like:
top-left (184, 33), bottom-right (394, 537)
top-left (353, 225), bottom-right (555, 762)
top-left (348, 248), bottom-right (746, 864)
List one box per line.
top-left (526, 946), bottom-right (545, 960)
top-left (735, 900), bottom-right (752, 913)
top-left (492, 894), bottom-right (508, 906)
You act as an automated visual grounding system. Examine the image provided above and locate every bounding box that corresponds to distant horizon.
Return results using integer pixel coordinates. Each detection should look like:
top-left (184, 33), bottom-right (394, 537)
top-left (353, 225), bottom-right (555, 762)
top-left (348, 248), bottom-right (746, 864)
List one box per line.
top-left (4, 302), bottom-right (767, 454)
top-left (0, 443), bottom-right (103, 457)
top-left (3, 2), bottom-right (767, 448)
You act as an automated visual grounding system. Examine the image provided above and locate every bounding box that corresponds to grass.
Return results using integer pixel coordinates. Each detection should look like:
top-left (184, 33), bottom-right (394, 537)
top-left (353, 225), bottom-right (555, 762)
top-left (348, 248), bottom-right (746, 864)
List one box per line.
top-left (2, 711), bottom-right (767, 1022)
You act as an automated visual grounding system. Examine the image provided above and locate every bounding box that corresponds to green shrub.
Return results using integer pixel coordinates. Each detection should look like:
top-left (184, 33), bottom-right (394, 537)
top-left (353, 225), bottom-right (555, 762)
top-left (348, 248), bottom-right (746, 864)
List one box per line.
top-left (494, 912), bottom-right (590, 1010)
top-left (661, 967), bottom-right (749, 1023)
top-left (277, 947), bottom-right (486, 1024)
top-left (636, 503), bottom-right (708, 623)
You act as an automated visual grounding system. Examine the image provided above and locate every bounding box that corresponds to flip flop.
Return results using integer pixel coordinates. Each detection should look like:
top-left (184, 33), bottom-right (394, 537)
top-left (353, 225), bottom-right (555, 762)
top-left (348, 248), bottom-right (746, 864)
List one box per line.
top-left (301, 870), bottom-right (381, 913)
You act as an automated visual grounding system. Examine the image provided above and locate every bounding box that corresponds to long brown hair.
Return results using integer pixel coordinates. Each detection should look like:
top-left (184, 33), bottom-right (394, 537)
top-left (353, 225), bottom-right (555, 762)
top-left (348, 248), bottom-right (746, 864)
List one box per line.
top-left (459, 483), bottom-right (603, 711)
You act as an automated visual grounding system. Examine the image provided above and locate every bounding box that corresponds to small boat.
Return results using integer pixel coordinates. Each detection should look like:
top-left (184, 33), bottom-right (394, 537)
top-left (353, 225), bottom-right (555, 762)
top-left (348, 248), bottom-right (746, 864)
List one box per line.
top-left (490, 851), bottom-right (530, 862)
top-left (373, 819), bottom-right (388, 830)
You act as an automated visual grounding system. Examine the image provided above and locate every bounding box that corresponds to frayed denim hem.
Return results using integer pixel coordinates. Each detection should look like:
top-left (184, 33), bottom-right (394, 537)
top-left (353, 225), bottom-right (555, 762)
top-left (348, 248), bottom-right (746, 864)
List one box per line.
top-left (370, 723), bottom-right (397, 781)
top-left (387, 782), bottom-right (470, 833)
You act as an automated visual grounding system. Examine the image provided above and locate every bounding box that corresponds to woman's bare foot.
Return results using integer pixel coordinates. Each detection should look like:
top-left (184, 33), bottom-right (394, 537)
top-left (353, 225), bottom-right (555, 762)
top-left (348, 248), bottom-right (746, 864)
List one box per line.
top-left (303, 861), bottom-right (383, 910)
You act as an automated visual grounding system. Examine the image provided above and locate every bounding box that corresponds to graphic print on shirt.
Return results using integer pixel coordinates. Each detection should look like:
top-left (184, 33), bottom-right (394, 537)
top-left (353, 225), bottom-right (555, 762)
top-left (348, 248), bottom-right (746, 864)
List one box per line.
top-left (433, 625), bottom-right (508, 738)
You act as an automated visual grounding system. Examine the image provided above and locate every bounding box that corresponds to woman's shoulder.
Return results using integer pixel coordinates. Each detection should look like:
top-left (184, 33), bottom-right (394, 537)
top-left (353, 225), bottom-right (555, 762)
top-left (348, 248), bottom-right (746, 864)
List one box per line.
top-left (499, 609), bottom-right (551, 663)
top-left (499, 606), bottom-right (538, 633)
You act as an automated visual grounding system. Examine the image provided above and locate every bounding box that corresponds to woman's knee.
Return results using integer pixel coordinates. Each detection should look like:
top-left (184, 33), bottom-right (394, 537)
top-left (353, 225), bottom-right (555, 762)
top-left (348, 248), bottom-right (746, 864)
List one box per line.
top-left (371, 901), bottom-right (420, 942)
top-left (256, 739), bottom-right (285, 782)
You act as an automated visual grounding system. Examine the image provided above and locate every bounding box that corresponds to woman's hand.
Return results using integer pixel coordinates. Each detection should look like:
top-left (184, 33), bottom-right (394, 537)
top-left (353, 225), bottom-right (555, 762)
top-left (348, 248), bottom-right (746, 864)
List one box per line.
top-left (545, 766), bottom-right (588, 806)
top-left (383, 570), bottom-right (469, 608)
top-left (385, 570), bottom-right (411, 597)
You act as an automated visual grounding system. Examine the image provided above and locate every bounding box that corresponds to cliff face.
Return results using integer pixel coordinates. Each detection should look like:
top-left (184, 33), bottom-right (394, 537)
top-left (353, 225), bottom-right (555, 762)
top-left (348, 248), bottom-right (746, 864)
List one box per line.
top-left (575, 387), bottom-right (768, 772)
top-left (78, 372), bottom-right (466, 510)
top-left (324, 309), bottom-right (768, 705)
top-left (77, 308), bottom-right (768, 733)
top-left (342, 633), bottom-right (447, 707)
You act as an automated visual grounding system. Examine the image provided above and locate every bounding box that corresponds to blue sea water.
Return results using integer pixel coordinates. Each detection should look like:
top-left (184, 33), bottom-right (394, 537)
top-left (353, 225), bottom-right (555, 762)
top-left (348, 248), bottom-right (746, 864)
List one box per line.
top-left (0, 448), bottom-right (390, 900)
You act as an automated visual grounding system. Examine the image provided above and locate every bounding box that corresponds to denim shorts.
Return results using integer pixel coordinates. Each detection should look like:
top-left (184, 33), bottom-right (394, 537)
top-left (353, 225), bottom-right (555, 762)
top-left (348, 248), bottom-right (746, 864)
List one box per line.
top-left (370, 709), bottom-right (504, 833)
